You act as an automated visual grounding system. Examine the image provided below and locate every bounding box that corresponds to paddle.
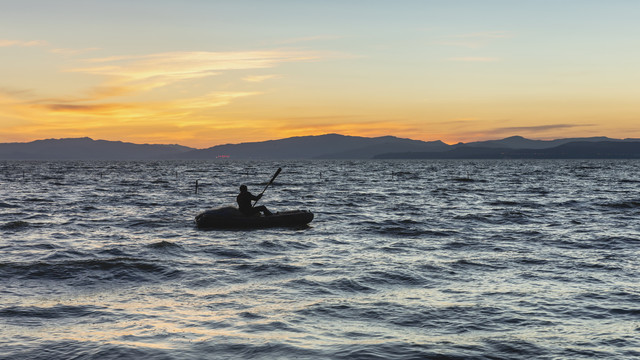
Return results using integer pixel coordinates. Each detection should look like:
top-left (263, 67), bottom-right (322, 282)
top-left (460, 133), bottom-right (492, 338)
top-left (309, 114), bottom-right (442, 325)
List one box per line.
top-left (253, 167), bottom-right (281, 207)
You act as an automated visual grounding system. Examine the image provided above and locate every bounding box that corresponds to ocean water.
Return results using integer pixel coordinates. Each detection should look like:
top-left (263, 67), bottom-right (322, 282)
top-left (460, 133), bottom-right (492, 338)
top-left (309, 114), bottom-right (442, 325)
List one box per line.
top-left (1, 159), bottom-right (639, 359)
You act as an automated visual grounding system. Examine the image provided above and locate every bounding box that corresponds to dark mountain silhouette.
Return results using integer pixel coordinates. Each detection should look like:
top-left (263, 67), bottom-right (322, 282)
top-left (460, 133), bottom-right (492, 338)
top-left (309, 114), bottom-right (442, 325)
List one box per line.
top-left (464, 135), bottom-right (622, 149)
top-left (2, 135), bottom-right (640, 160)
top-left (177, 134), bottom-right (450, 159)
top-left (375, 141), bottom-right (640, 159)
top-left (0, 137), bottom-right (194, 160)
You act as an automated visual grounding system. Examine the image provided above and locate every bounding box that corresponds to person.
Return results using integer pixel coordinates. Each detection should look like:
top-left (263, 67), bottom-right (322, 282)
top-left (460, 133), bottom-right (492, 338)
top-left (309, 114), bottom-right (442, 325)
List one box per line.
top-left (236, 184), bottom-right (273, 216)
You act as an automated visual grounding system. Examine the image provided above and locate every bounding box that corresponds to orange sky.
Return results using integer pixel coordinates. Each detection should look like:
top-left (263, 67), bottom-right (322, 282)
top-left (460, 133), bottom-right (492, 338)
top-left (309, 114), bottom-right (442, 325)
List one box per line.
top-left (2, 1), bottom-right (640, 148)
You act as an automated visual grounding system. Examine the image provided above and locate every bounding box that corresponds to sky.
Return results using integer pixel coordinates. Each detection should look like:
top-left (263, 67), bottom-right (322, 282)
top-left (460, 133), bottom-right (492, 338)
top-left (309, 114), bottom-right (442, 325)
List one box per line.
top-left (1, 0), bottom-right (640, 148)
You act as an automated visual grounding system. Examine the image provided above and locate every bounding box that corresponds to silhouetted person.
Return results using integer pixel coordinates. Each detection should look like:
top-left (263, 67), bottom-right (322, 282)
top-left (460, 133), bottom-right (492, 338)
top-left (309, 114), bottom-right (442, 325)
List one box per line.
top-left (237, 184), bottom-right (273, 216)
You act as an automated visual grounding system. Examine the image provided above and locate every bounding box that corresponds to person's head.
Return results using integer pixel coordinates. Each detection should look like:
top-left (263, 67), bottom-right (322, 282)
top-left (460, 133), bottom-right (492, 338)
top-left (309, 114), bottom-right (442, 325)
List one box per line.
top-left (239, 184), bottom-right (248, 193)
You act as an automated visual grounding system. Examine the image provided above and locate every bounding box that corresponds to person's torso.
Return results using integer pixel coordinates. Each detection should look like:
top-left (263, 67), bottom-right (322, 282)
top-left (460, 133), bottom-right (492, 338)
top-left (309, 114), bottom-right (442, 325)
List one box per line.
top-left (236, 192), bottom-right (253, 211)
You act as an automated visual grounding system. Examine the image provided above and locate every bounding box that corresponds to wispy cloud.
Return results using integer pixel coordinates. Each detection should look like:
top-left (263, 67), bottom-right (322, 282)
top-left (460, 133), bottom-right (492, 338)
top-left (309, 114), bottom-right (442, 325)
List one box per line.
top-left (44, 103), bottom-right (134, 113)
top-left (243, 74), bottom-right (281, 83)
top-left (0, 39), bottom-right (47, 47)
top-left (173, 91), bottom-right (260, 109)
top-left (454, 123), bottom-right (591, 139)
top-left (76, 51), bottom-right (317, 77)
top-left (27, 91), bottom-right (260, 119)
top-left (435, 122), bottom-right (596, 144)
top-left (489, 124), bottom-right (592, 134)
top-left (69, 50), bottom-right (319, 94)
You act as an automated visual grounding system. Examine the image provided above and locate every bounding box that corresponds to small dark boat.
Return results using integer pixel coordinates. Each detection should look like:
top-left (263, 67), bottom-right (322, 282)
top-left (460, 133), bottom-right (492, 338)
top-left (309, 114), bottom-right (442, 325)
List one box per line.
top-left (195, 206), bottom-right (313, 229)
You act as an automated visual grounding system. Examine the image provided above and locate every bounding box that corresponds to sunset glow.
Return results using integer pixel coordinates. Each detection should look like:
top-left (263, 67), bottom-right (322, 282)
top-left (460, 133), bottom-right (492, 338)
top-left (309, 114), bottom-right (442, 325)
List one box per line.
top-left (2, 1), bottom-right (640, 148)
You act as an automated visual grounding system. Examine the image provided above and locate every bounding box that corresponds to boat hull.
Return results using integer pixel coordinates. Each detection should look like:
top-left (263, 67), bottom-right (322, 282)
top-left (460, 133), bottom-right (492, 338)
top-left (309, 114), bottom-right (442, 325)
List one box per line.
top-left (195, 206), bottom-right (313, 229)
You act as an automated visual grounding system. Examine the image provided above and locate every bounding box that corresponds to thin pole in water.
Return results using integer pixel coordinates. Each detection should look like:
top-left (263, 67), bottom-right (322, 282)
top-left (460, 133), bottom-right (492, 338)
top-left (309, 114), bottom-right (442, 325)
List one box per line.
top-left (195, 180), bottom-right (199, 194)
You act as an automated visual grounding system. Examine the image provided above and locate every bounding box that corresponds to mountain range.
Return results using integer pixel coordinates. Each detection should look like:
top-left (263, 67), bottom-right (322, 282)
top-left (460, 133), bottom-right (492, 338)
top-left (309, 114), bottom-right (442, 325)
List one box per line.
top-left (1, 134), bottom-right (640, 160)
top-left (0, 137), bottom-right (193, 160)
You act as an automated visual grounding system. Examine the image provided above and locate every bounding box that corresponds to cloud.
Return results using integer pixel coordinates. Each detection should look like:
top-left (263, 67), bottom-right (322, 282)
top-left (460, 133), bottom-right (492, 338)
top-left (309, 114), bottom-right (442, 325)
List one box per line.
top-left (489, 124), bottom-right (592, 134)
top-left (243, 74), bottom-right (281, 83)
top-left (22, 49), bottom-right (321, 117)
top-left (19, 90), bottom-right (260, 127)
top-left (88, 85), bottom-right (139, 99)
top-left (59, 50), bottom-right (321, 105)
top-left (72, 50), bottom-right (318, 85)
top-left (434, 122), bottom-right (597, 144)
top-left (173, 91), bottom-right (260, 109)
top-left (0, 87), bottom-right (35, 98)
top-left (42, 103), bottom-right (136, 114)
top-left (452, 123), bottom-right (593, 140)
top-left (0, 39), bottom-right (47, 47)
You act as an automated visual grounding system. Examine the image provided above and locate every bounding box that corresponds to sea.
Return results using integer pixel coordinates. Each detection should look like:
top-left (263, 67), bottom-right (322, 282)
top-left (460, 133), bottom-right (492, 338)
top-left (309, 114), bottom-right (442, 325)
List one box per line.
top-left (1, 159), bottom-right (639, 360)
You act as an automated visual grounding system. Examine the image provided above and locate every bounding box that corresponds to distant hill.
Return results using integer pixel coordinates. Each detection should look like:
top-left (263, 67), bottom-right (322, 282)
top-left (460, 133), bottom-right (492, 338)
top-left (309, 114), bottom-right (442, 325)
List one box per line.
top-left (0, 137), bottom-right (194, 160)
top-left (178, 134), bottom-right (450, 159)
top-left (2, 135), bottom-right (640, 160)
top-left (375, 141), bottom-right (640, 159)
top-left (464, 135), bottom-right (622, 149)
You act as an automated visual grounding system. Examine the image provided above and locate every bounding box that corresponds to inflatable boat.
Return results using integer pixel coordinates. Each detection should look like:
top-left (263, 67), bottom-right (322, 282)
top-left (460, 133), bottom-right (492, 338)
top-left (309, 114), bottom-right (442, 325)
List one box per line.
top-left (195, 206), bottom-right (314, 229)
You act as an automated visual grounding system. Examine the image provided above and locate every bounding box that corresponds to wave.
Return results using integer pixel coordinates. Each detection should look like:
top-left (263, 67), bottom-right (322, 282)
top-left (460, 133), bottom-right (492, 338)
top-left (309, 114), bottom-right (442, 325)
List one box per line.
top-left (489, 199), bottom-right (520, 206)
top-left (450, 177), bottom-right (483, 182)
top-left (453, 213), bottom-right (494, 223)
top-left (359, 219), bottom-right (448, 237)
top-left (0, 202), bottom-right (20, 208)
top-left (244, 320), bottom-right (302, 333)
top-left (284, 278), bottom-right (335, 296)
top-left (0, 257), bottom-right (181, 283)
top-left (203, 246), bottom-right (252, 259)
top-left (126, 218), bottom-right (173, 228)
top-left (24, 197), bottom-right (54, 203)
top-left (233, 261), bottom-right (303, 277)
top-left (0, 304), bottom-right (110, 320)
top-left (327, 278), bottom-right (376, 293)
top-left (146, 240), bottom-right (183, 250)
top-left (489, 200), bottom-right (542, 209)
top-left (1, 341), bottom-right (173, 360)
top-left (1, 220), bottom-right (29, 230)
top-left (600, 200), bottom-right (640, 209)
top-left (453, 211), bottom-right (532, 225)
top-left (359, 269), bottom-right (426, 287)
top-left (330, 342), bottom-right (470, 360)
top-left (450, 258), bottom-right (508, 271)
top-left (190, 341), bottom-right (323, 360)
top-left (390, 171), bottom-right (420, 179)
